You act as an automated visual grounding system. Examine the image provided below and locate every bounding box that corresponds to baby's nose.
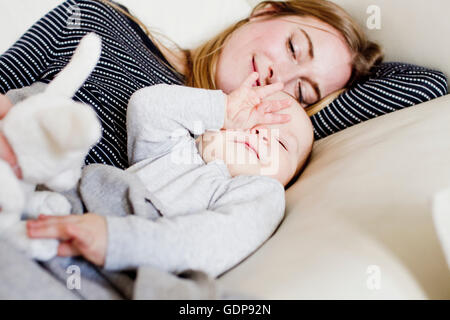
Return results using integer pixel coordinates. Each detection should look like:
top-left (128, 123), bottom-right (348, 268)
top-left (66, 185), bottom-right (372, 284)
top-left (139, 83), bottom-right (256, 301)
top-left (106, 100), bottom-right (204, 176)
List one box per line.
top-left (250, 128), bottom-right (270, 143)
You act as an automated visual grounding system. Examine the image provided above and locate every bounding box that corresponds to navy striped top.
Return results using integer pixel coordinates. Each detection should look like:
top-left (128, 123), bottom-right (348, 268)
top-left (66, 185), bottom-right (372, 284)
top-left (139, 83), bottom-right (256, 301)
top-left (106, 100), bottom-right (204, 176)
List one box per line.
top-left (311, 62), bottom-right (448, 139)
top-left (0, 0), bottom-right (185, 169)
top-left (0, 0), bottom-right (447, 169)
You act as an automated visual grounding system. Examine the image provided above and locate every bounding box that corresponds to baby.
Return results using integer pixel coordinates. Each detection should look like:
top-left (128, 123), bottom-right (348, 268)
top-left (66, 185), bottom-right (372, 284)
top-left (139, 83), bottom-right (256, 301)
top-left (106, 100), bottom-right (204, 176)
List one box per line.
top-left (22, 74), bottom-right (314, 277)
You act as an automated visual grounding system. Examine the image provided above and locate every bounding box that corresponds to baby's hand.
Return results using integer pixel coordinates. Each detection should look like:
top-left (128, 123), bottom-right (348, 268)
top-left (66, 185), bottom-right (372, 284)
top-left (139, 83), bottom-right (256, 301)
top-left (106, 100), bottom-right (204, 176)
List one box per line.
top-left (27, 213), bottom-right (107, 267)
top-left (223, 72), bottom-right (292, 130)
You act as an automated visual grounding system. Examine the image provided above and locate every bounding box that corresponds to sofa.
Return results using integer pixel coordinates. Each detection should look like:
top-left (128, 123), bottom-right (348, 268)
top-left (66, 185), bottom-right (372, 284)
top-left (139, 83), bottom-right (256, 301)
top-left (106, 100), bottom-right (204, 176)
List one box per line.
top-left (1, 0), bottom-right (449, 299)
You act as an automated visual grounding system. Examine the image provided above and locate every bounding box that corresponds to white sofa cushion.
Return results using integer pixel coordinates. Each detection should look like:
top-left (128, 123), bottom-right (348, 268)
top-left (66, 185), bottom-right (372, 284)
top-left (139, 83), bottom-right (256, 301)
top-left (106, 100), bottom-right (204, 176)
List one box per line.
top-left (218, 94), bottom-right (450, 299)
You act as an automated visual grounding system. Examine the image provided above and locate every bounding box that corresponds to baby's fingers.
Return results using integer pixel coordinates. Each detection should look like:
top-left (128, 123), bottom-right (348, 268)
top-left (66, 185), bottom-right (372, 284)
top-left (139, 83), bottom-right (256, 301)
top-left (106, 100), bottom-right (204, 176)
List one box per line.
top-left (262, 113), bottom-right (291, 126)
top-left (27, 222), bottom-right (74, 240)
top-left (254, 82), bottom-right (284, 99)
top-left (241, 72), bottom-right (259, 88)
top-left (261, 99), bottom-right (292, 113)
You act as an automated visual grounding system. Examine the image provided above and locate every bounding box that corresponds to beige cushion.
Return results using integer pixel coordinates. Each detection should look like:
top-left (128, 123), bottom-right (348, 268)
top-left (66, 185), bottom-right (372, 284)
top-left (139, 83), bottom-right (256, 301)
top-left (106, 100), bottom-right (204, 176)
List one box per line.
top-left (218, 95), bottom-right (450, 299)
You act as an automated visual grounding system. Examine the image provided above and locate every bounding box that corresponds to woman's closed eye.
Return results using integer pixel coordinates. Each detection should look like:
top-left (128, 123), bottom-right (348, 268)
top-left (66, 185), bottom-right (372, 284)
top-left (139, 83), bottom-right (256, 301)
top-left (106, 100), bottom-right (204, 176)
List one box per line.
top-left (288, 36), bottom-right (297, 60)
top-left (287, 36), bottom-right (306, 105)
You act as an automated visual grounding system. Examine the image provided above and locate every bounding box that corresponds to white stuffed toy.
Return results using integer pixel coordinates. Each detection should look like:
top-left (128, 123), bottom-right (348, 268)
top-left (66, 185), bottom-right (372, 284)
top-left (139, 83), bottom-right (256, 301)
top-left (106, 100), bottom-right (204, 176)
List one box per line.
top-left (0, 33), bottom-right (102, 260)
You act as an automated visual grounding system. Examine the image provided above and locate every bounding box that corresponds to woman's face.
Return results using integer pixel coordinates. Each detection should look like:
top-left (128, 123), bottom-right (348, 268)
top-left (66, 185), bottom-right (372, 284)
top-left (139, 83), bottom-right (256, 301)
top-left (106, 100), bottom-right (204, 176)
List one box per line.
top-left (215, 14), bottom-right (353, 106)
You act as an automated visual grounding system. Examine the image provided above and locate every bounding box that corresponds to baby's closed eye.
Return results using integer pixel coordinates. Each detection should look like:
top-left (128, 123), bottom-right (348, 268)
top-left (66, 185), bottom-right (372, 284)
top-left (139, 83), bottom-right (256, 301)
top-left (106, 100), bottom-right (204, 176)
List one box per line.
top-left (278, 138), bottom-right (288, 151)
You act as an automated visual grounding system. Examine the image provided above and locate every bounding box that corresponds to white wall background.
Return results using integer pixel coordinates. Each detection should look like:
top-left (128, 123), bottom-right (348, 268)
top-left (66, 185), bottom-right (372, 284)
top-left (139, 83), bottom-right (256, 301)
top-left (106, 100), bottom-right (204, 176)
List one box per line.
top-left (0, 0), bottom-right (253, 53)
top-left (1, 0), bottom-right (449, 79)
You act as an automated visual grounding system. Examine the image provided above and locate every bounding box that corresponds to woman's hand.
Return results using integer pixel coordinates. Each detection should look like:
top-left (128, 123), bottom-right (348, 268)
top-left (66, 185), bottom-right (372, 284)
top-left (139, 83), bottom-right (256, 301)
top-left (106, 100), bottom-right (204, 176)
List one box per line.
top-left (27, 213), bottom-right (108, 267)
top-left (223, 72), bottom-right (292, 130)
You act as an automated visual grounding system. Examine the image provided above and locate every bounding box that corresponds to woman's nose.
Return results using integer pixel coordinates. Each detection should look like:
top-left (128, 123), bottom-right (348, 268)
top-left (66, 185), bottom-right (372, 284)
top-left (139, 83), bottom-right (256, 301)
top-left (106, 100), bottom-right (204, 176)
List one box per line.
top-left (266, 62), bottom-right (301, 87)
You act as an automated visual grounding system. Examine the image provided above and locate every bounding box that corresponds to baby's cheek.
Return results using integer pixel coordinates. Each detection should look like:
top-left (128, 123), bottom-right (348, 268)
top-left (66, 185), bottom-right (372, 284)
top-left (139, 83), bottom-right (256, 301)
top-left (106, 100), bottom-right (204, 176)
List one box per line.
top-left (263, 151), bottom-right (292, 184)
top-left (201, 134), bottom-right (225, 162)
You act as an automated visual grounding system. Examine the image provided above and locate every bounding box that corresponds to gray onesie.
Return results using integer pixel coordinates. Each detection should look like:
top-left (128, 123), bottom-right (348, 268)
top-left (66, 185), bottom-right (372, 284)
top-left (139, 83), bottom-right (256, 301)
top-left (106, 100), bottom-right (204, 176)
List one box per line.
top-left (6, 83), bottom-right (286, 278)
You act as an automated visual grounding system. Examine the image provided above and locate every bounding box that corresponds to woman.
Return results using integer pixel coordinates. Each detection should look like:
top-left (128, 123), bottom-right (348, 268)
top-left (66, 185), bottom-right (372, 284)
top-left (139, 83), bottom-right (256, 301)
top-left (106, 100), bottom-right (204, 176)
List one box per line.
top-left (1, 0), bottom-right (446, 175)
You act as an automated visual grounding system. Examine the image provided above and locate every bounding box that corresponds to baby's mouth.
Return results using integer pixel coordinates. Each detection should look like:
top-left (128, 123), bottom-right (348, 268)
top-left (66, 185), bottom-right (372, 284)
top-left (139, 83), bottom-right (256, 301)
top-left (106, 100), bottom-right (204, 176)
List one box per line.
top-left (235, 140), bottom-right (260, 160)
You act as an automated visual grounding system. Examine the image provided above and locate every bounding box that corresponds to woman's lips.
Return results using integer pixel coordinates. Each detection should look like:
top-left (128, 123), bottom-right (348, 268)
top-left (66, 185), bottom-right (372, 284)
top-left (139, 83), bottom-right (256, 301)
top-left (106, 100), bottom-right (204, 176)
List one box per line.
top-left (252, 56), bottom-right (261, 87)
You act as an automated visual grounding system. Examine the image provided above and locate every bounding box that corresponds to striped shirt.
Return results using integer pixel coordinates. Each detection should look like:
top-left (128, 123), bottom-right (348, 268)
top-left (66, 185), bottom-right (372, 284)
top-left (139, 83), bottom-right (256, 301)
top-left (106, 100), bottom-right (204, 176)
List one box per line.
top-left (311, 62), bottom-right (448, 139)
top-left (0, 0), bottom-right (185, 169)
top-left (0, 0), bottom-right (447, 169)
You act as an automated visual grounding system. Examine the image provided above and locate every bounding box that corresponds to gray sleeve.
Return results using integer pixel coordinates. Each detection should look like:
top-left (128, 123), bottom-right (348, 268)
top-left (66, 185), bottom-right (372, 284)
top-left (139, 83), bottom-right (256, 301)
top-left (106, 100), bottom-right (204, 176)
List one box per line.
top-left (127, 84), bottom-right (226, 165)
top-left (103, 177), bottom-right (285, 278)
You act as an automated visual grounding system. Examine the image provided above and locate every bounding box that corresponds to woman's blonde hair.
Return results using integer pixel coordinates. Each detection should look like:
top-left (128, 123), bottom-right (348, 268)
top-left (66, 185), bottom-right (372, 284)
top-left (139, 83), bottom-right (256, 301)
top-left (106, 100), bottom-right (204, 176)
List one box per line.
top-left (95, 0), bottom-right (189, 79)
top-left (98, 0), bottom-right (383, 91)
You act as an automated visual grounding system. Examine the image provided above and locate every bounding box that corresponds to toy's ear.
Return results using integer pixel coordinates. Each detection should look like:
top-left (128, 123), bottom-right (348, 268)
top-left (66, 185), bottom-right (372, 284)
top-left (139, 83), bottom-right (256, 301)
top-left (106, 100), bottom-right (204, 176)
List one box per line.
top-left (45, 33), bottom-right (102, 99)
top-left (37, 102), bottom-right (101, 153)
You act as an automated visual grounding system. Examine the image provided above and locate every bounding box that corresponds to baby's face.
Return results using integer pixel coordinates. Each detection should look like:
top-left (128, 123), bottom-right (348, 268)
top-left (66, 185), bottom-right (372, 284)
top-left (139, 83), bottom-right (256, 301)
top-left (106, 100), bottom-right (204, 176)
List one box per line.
top-left (198, 92), bottom-right (314, 186)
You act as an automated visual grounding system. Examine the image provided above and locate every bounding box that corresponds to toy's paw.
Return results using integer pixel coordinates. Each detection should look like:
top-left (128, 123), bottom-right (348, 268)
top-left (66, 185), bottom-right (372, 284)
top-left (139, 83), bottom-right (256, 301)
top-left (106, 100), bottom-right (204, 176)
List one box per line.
top-left (45, 168), bottom-right (82, 193)
top-left (24, 191), bottom-right (72, 219)
top-left (29, 238), bottom-right (59, 261)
